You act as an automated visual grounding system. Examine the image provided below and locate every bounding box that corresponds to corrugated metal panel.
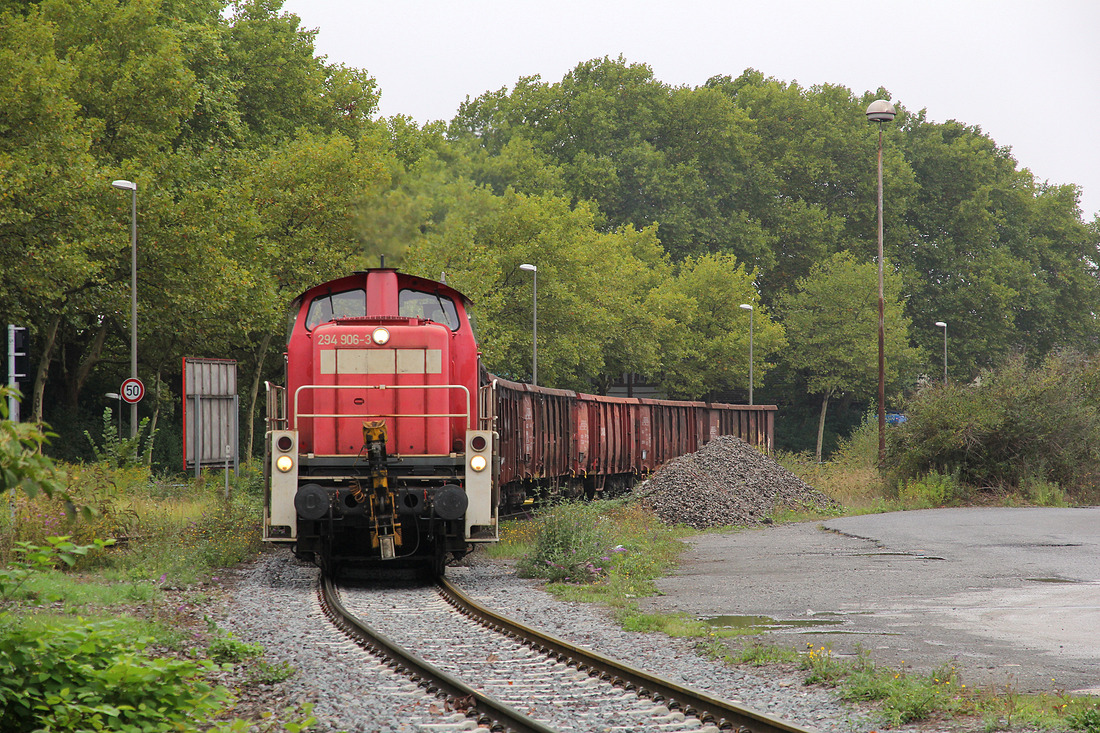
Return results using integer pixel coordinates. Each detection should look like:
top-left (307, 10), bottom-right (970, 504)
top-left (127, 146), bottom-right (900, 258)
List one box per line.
top-left (183, 358), bottom-right (238, 471)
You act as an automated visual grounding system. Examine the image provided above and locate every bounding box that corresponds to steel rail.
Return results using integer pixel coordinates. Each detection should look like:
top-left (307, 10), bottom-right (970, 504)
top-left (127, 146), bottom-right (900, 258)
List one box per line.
top-left (319, 575), bottom-right (558, 733)
top-left (439, 577), bottom-right (818, 733)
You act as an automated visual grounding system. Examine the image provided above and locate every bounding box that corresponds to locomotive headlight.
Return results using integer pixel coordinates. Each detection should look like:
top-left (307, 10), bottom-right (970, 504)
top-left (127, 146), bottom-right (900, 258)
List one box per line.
top-left (371, 327), bottom-right (390, 345)
top-left (276, 455), bottom-right (294, 473)
top-left (469, 454), bottom-right (488, 472)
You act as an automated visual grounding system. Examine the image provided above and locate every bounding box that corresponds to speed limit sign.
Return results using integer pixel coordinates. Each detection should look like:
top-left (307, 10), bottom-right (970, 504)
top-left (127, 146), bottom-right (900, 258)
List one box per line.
top-left (121, 377), bottom-right (145, 404)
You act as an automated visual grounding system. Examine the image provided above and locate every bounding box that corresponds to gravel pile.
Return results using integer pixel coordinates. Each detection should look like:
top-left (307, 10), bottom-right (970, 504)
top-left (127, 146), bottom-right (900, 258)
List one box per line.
top-left (631, 435), bottom-right (838, 529)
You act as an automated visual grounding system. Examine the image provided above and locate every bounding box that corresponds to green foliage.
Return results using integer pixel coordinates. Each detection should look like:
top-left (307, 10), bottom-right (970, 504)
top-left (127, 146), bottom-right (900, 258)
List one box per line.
top-left (842, 662), bottom-right (965, 726)
top-left (516, 501), bottom-right (686, 594)
top-left (518, 501), bottom-right (619, 582)
top-left (801, 643), bottom-right (851, 686)
top-left (646, 253), bottom-right (786, 398)
top-left (777, 250), bottom-right (922, 459)
top-left (886, 351), bottom-right (1100, 493)
top-left (0, 388), bottom-right (64, 500)
top-left (0, 536), bottom-right (113, 607)
top-left (1021, 475), bottom-right (1069, 508)
top-left (896, 471), bottom-right (965, 509)
top-left (5, 1), bottom-right (1097, 461)
top-left (1069, 706), bottom-right (1100, 733)
top-left (205, 618), bottom-right (263, 663)
top-left (85, 407), bottom-right (158, 469)
top-left (179, 495), bottom-right (264, 568)
top-left (246, 659), bottom-right (297, 685)
top-left (0, 616), bottom-right (230, 733)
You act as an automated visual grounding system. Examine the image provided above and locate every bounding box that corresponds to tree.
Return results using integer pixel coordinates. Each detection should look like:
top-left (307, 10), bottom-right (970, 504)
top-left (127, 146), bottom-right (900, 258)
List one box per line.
top-left (645, 254), bottom-right (785, 400)
top-left (778, 251), bottom-right (921, 461)
top-left (451, 57), bottom-right (769, 264)
top-left (896, 115), bottom-right (1100, 378)
top-left (401, 184), bottom-right (671, 391)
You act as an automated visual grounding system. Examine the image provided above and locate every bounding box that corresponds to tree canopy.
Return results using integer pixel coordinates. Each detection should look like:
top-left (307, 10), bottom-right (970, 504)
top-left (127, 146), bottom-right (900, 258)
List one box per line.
top-left (2, 4), bottom-right (1097, 462)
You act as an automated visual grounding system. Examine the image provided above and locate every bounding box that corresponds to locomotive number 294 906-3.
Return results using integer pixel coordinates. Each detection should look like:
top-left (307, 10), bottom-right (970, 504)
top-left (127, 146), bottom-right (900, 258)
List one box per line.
top-left (316, 333), bottom-right (367, 346)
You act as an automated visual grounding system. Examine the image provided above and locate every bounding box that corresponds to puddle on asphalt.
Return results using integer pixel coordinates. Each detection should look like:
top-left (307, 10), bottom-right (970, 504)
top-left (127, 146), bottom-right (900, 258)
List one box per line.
top-left (703, 614), bottom-right (844, 631)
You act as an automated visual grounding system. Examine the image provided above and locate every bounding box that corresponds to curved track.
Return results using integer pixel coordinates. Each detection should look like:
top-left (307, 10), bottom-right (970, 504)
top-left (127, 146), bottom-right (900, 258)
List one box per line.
top-left (320, 575), bottom-right (816, 733)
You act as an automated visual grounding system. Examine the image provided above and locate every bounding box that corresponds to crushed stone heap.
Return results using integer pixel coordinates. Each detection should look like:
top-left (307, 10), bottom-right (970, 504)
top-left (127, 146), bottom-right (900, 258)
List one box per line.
top-left (630, 435), bottom-right (838, 529)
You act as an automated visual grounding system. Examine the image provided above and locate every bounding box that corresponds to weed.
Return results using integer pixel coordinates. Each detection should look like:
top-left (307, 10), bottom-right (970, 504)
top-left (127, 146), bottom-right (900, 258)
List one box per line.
top-left (84, 407), bottom-right (157, 469)
top-left (0, 611), bottom-right (230, 732)
top-left (247, 659), bottom-right (297, 685)
top-left (733, 641), bottom-right (800, 667)
top-left (801, 644), bottom-right (848, 686)
top-left (896, 470), bottom-right (965, 508)
top-left (206, 618), bottom-right (264, 663)
top-left (1022, 475), bottom-right (1069, 507)
top-left (1069, 706), bottom-right (1100, 733)
top-left (0, 536), bottom-right (114, 608)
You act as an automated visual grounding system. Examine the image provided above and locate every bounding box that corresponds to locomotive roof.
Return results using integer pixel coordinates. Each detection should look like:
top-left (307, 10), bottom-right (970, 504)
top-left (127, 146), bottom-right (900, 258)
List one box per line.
top-left (297, 268), bottom-right (472, 306)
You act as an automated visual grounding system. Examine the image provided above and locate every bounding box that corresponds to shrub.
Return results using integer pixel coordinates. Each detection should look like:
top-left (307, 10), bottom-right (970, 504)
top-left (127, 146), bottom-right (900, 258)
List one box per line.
top-left (84, 407), bottom-right (157, 470)
top-left (517, 501), bottom-right (617, 582)
top-left (0, 386), bottom-right (64, 501)
top-left (0, 616), bottom-right (230, 732)
top-left (885, 352), bottom-right (1100, 494)
top-left (897, 471), bottom-right (965, 509)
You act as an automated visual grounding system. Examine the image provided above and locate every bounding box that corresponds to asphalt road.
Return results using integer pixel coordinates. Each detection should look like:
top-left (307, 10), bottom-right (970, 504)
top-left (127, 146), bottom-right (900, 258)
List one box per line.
top-left (640, 506), bottom-right (1100, 694)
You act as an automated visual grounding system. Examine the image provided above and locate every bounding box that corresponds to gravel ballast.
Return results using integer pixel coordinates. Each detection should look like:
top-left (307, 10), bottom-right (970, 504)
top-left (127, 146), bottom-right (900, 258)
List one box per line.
top-left (217, 551), bottom-right (874, 732)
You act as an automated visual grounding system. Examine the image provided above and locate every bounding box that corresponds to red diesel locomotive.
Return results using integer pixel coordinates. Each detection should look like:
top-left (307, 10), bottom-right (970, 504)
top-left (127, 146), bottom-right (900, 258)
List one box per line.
top-left (263, 267), bottom-right (775, 574)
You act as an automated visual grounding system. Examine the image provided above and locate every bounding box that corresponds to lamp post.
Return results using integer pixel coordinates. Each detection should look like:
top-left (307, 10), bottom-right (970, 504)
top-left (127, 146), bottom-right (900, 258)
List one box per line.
top-left (866, 99), bottom-right (896, 464)
top-left (739, 304), bottom-right (754, 405)
top-left (519, 263), bottom-right (537, 386)
top-left (111, 179), bottom-right (138, 438)
top-left (106, 392), bottom-right (123, 437)
top-left (935, 321), bottom-right (948, 386)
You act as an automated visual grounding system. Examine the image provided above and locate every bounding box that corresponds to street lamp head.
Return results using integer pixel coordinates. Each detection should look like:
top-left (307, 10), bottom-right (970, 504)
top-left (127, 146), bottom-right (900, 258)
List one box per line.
top-left (865, 100), bottom-right (897, 123)
top-left (111, 179), bottom-right (136, 191)
top-left (519, 263), bottom-right (537, 272)
top-left (106, 392), bottom-right (121, 399)
top-left (739, 304), bottom-right (753, 311)
top-left (935, 321), bottom-right (947, 328)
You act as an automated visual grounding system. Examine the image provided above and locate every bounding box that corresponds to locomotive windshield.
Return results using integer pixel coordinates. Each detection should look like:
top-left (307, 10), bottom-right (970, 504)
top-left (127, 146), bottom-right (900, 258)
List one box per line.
top-left (399, 289), bottom-right (460, 331)
top-left (304, 288), bottom-right (366, 330)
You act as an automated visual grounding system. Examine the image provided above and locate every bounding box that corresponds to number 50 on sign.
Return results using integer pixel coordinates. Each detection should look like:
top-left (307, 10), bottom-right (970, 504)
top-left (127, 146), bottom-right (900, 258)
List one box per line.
top-left (121, 377), bottom-right (145, 404)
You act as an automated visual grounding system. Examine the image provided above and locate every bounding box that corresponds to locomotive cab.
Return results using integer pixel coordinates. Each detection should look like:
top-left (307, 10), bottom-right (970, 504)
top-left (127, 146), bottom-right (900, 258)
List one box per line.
top-left (263, 268), bottom-right (497, 574)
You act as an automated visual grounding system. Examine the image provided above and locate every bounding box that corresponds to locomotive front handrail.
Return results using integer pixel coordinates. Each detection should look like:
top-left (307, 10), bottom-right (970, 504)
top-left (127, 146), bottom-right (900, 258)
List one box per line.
top-left (292, 383), bottom-right (473, 432)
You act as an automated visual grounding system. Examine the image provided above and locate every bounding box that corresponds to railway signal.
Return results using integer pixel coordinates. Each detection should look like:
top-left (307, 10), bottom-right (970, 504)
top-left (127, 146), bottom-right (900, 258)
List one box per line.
top-left (6, 324), bottom-right (28, 421)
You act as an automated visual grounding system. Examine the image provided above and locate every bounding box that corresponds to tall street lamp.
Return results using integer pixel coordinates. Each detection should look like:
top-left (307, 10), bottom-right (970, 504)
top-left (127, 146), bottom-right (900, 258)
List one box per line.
top-left (112, 179), bottom-right (138, 438)
top-left (866, 99), bottom-right (896, 464)
top-left (935, 321), bottom-right (948, 386)
top-left (739, 304), bottom-right (754, 405)
top-left (519, 263), bottom-right (537, 386)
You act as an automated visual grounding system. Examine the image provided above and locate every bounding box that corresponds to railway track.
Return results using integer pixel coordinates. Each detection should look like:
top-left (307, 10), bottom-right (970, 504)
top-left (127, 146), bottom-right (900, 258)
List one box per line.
top-left (319, 575), bottom-right (817, 733)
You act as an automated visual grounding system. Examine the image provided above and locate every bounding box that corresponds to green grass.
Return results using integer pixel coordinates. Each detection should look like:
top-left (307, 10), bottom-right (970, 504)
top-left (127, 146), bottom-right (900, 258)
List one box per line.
top-left (0, 460), bottom-right (311, 732)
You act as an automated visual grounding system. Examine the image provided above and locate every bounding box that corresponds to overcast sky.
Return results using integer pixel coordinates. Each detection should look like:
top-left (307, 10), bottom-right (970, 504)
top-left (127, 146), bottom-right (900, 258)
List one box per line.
top-left (282, 0), bottom-right (1100, 220)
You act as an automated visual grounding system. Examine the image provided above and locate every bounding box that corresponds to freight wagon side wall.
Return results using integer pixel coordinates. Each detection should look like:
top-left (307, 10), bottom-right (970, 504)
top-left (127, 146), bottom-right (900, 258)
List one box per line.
top-left (482, 376), bottom-right (777, 492)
